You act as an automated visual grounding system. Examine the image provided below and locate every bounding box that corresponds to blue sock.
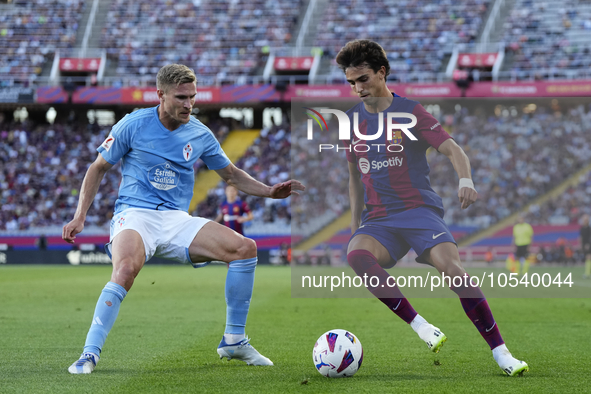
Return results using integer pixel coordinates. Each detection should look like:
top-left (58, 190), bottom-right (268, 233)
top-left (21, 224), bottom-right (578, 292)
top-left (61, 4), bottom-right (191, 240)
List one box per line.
top-left (225, 257), bottom-right (257, 337)
top-left (83, 282), bottom-right (127, 356)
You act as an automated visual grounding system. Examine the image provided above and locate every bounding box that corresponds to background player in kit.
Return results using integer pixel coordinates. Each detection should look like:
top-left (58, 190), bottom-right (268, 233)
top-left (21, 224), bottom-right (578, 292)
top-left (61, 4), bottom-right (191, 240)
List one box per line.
top-left (336, 40), bottom-right (528, 376)
top-left (62, 64), bottom-right (304, 374)
top-left (216, 185), bottom-right (253, 235)
top-left (512, 215), bottom-right (534, 275)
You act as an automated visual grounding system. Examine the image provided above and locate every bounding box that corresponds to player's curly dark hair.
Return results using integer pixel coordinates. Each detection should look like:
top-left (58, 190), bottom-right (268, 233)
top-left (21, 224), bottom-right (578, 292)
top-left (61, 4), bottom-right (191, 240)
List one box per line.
top-left (335, 39), bottom-right (390, 78)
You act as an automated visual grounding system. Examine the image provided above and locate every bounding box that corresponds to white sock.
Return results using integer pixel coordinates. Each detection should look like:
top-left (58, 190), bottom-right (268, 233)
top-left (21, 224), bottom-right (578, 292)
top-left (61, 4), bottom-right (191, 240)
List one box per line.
top-left (224, 333), bottom-right (245, 344)
top-left (410, 314), bottom-right (428, 335)
top-left (492, 343), bottom-right (511, 364)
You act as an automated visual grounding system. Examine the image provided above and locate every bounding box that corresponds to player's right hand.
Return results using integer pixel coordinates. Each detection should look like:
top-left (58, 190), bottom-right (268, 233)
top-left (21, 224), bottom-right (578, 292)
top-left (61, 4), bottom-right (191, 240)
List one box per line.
top-left (62, 217), bottom-right (85, 244)
top-left (458, 186), bottom-right (478, 209)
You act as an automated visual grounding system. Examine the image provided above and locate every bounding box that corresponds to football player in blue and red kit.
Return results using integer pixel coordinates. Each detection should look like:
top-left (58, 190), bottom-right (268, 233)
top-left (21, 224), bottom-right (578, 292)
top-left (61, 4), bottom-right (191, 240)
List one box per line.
top-left (217, 185), bottom-right (253, 236)
top-left (337, 40), bottom-right (528, 376)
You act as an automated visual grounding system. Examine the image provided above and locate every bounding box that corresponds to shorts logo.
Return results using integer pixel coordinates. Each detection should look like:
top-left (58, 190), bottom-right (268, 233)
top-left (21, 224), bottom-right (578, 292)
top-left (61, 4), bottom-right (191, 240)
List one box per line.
top-left (358, 158), bottom-right (371, 174)
top-left (148, 162), bottom-right (179, 191)
top-left (117, 217), bottom-right (126, 228)
top-left (432, 232), bottom-right (446, 239)
top-left (183, 142), bottom-right (193, 161)
top-left (101, 135), bottom-right (115, 151)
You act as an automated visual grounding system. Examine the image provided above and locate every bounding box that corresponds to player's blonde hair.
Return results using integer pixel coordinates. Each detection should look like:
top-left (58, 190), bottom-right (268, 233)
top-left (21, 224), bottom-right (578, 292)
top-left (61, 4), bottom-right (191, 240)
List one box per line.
top-left (157, 64), bottom-right (196, 93)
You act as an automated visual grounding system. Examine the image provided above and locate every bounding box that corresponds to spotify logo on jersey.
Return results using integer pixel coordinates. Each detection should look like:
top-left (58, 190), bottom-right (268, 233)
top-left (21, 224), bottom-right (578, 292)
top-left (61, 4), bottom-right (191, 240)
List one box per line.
top-left (358, 158), bottom-right (370, 174)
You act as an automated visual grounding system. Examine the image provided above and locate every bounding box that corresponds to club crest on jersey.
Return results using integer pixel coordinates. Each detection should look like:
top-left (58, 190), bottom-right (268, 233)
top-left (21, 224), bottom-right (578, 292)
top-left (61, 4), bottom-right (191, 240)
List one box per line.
top-left (183, 143), bottom-right (193, 161)
top-left (101, 135), bottom-right (115, 151)
top-left (387, 130), bottom-right (403, 146)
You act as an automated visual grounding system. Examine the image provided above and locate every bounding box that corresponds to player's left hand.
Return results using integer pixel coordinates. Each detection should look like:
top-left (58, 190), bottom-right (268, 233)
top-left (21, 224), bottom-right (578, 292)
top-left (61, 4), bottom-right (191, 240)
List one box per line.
top-left (270, 180), bottom-right (306, 199)
top-left (458, 186), bottom-right (478, 209)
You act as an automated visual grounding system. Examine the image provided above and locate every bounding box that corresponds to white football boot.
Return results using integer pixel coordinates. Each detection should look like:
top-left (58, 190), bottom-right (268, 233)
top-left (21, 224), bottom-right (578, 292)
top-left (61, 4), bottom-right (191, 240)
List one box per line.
top-left (217, 336), bottom-right (274, 366)
top-left (493, 344), bottom-right (529, 376)
top-left (418, 323), bottom-right (448, 353)
top-left (68, 352), bottom-right (99, 374)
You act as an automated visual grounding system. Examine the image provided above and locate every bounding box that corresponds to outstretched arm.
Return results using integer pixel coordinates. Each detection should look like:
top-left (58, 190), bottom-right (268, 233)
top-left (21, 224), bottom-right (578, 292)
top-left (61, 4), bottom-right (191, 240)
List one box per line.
top-left (438, 139), bottom-right (478, 209)
top-left (62, 154), bottom-right (113, 243)
top-left (215, 163), bottom-right (305, 199)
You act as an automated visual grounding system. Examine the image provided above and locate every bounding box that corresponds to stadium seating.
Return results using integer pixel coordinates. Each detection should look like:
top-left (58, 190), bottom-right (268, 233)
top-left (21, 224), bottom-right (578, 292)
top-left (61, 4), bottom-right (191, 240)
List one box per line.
top-left (529, 169), bottom-right (591, 226)
top-left (100, 0), bottom-right (301, 86)
top-left (0, 119), bottom-right (117, 230)
top-left (502, 0), bottom-right (591, 80)
top-left (0, 0), bottom-right (85, 86)
top-left (429, 103), bottom-right (591, 229)
top-left (315, 0), bottom-right (491, 82)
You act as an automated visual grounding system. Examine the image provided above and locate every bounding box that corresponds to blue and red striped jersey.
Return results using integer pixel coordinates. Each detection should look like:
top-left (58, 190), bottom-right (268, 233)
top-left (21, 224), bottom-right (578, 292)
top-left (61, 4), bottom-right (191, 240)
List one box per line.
top-left (345, 94), bottom-right (452, 221)
top-left (220, 199), bottom-right (250, 235)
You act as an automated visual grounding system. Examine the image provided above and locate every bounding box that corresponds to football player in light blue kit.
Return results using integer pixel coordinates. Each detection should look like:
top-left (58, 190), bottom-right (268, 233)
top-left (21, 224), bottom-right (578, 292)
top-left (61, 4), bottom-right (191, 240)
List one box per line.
top-left (63, 64), bottom-right (305, 374)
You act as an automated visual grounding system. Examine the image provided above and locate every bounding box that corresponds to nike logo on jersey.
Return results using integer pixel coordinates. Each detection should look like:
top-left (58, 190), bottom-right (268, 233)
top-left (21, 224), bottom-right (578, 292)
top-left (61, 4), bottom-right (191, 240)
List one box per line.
top-left (432, 232), bottom-right (446, 239)
top-left (485, 322), bottom-right (496, 332)
top-left (352, 138), bottom-right (363, 145)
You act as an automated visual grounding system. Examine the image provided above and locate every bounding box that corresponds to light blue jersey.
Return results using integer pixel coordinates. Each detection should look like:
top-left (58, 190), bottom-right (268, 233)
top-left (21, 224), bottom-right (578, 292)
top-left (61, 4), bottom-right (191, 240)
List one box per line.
top-left (97, 106), bottom-right (230, 214)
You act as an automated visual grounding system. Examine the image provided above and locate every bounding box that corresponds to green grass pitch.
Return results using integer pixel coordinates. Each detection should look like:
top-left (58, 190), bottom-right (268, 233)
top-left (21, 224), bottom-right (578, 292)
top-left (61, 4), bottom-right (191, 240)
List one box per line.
top-left (1, 265), bottom-right (590, 393)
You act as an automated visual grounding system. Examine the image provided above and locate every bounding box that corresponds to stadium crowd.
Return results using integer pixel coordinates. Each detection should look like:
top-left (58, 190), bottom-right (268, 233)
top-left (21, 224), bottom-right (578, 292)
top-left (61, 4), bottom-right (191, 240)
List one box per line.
top-left (100, 0), bottom-right (301, 86)
top-left (502, 0), bottom-right (591, 79)
top-left (0, 117), bottom-right (116, 231)
top-left (316, 0), bottom-right (491, 82)
top-left (0, 0), bottom-right (85, 86)
top-left (528, 168), bottom-right (591, 226)
top-left (430, 103), bottom-right (591, 229)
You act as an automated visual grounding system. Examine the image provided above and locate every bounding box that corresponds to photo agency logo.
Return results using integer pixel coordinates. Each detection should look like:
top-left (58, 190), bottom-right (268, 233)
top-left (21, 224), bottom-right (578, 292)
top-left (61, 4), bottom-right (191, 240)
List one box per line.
top-left (303, 107), bottom-right (418, 153)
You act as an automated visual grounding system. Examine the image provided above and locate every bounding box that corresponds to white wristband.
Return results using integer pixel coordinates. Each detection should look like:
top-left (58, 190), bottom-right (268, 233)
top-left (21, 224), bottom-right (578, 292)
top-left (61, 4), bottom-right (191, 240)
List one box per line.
top-left (459, 178), bottom-right (475, 191)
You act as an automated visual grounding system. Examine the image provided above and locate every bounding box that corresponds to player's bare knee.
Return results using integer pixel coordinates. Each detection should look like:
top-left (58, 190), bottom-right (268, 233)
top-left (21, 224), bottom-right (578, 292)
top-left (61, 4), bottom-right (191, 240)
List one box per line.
top-left (112, 259), bottom-right (141, 286)
top-left (442, 261), bottom-right (466, 278)
top-left (236, 237), bottom-right (257, 260)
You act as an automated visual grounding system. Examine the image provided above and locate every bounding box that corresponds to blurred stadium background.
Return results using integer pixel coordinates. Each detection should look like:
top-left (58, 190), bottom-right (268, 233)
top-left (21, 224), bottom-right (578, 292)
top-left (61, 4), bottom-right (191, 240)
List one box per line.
top-left (1, 0), bottom-right (590, 269)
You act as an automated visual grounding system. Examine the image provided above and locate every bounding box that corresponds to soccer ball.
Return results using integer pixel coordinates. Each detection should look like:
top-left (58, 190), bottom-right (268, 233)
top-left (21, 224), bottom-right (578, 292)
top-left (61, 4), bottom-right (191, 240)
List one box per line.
top-left (313, 329), bottom-right (363, 378)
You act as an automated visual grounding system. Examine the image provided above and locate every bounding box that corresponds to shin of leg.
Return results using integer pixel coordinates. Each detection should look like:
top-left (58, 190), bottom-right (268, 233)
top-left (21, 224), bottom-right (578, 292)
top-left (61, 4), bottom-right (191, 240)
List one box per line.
top-left (225, 247), bottom-right (257, 335)
top-left (347, 248), bottom-right (417, 324)
top-left (84, 282), bottom-right (127, 356)
top-left (427, 243), bottom-right (505, 349)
